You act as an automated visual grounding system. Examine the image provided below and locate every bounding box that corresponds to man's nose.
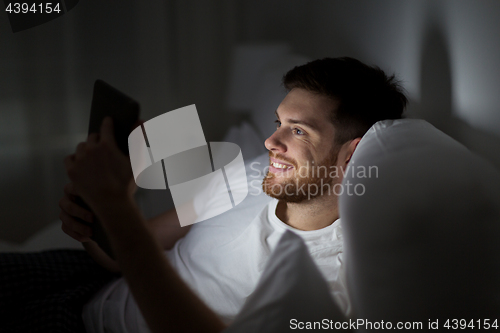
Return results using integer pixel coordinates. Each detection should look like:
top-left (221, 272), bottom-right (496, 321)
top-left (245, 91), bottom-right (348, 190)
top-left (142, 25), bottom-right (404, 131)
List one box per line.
top-left (264, 130), bottom-right (287, 152)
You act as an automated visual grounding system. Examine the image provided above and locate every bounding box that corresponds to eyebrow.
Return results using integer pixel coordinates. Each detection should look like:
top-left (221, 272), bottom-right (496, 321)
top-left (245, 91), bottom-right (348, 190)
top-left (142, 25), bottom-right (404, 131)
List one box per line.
top-left (275, 110), bottom-right (320, 132)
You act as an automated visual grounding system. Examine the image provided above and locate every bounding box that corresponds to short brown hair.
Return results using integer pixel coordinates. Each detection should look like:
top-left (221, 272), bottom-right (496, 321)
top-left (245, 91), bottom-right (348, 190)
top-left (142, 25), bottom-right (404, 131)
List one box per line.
top-left (283, 57), bottom-right (408, 145)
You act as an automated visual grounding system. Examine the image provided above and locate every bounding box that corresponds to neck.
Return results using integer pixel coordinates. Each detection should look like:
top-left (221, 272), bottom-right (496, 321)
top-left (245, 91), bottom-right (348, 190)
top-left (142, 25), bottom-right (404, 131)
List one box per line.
top-left (275, 194), bottom-right (339, 231)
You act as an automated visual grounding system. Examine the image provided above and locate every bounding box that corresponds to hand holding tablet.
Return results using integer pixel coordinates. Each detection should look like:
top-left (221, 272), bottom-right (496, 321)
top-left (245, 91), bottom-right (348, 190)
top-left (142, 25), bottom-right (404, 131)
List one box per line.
top-left (71, 80), bottom-right (140, 259)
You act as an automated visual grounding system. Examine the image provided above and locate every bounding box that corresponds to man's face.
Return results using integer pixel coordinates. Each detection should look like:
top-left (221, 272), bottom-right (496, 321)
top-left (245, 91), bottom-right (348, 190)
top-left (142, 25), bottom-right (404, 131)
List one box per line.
top-left (262, 88), bottom-right (342, 202)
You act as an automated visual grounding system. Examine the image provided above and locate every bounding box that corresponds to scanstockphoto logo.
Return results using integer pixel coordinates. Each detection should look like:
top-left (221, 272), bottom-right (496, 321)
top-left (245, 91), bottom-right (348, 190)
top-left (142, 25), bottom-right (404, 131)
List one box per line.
top-left (3, 0), bottom-right (79, 33)
top-left (128, 105), bottom-right (249, 227)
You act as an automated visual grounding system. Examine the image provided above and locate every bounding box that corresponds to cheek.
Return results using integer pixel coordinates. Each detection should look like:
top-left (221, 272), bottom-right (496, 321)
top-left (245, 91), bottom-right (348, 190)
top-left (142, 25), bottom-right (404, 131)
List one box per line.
top-left (288, 139), bottom-right (326, 168)
top-left (299, 138), bottom-right (329, 162)
top-left (292, 143), bottom-right (314, 160)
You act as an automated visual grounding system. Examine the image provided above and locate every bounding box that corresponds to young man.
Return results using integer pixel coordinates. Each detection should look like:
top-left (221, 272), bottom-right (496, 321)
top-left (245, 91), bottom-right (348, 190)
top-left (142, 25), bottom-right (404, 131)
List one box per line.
top-left (60, 57), bottom-right (407, 332)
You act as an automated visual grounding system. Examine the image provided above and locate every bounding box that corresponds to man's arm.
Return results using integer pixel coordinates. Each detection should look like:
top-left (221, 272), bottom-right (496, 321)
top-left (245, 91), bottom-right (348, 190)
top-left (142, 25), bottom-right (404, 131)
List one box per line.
top-left (60, 185), bottom-right (192, 272)
top-left (146, 204), bottom-right (192, 250)
top-left (65, 117), bottom-right (224, 332)
top-left (96, 195), bottom-right (224, 333)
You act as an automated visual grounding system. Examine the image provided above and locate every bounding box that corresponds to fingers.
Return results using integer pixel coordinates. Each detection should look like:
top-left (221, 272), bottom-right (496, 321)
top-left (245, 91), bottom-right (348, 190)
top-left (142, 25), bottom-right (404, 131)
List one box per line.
top-left (59, 194), bottom-right (94, 223)
top-left (64, 154), bottom-right (74, 168)
top-left (72, 133), bottom-right (99, 160)
top-left (63, 182), bottom-right (77, 197)
top-left (64, 154), bottom-right (75, 177)
top-left (100, 117), bottom-right (116, 146)
top-left (60, 210), bottom-right (93, 242)
top-left (75, 142), bottom-right (86, 159)
top-left (87, 133), bottom-right (100, 148)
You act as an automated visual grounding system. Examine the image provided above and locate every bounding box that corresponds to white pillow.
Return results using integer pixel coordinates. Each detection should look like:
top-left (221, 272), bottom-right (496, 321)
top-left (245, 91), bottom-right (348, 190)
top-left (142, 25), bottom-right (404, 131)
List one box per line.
top-left (223, 121), bottom-right (267, 161)
top-left (340, 119), bottom-right (500, 321)
top-left (224, 231), bottom-right (346, 333)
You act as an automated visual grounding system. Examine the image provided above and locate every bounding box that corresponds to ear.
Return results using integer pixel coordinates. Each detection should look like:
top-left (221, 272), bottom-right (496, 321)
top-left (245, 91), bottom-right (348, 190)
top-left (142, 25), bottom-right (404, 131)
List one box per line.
top-left (341, 137), bottom-right (362, 166)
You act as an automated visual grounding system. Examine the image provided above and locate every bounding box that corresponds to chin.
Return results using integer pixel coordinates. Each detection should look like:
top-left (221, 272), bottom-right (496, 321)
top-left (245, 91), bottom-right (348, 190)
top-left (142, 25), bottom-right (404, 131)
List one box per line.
top-left (262, 170), bottom-right (338, 203)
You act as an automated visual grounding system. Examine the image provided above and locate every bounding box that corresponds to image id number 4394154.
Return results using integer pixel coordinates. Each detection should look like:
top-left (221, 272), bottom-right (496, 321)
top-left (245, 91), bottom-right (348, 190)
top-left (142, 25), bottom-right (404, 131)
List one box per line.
top-left (443, 319), bottom-right (498, 330)
top-left (5, 2), bottom-right (61, 14)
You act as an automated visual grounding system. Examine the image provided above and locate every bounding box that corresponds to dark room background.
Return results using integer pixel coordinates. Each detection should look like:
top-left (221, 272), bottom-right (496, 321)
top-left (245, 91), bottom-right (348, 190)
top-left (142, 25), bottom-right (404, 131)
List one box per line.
top-left (1, 0), bottom-right (499, 243)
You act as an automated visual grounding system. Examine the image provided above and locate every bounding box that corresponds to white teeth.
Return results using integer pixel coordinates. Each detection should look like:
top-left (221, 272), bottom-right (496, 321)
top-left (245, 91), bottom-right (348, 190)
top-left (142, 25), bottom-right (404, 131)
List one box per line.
top-left (272, 162), bottom-right (292, 169)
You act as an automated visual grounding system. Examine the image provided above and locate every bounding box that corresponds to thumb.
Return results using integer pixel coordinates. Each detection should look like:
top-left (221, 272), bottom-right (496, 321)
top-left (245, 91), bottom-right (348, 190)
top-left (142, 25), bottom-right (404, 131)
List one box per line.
top-left (100, 116), bottom-right (116, 146)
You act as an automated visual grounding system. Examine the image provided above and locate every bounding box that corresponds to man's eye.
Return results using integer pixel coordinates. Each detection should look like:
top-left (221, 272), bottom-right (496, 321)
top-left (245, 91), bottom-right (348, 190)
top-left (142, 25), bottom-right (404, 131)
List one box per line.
top-left (293, 128), bottom-right (304, 135)
top-left (275, 120), bottom-right (281, 128)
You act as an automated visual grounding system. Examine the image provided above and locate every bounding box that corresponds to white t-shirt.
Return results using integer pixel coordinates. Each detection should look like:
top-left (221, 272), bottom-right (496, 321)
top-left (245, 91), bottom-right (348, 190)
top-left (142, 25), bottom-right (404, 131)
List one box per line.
top-left (83, 153), bottom-right (349, 332)
top-left (82, 199), bottom-right (347, 333)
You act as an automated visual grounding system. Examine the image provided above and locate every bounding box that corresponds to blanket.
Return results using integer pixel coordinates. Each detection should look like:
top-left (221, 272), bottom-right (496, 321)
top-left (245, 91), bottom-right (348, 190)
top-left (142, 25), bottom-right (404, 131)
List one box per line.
top-left (0, 249), bottom-right (118, 333)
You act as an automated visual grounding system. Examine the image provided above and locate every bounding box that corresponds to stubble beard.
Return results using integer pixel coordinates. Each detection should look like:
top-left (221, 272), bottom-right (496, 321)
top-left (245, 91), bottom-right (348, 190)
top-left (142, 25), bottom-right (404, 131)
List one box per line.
top-left (262, 151), bottom-right (339, 203)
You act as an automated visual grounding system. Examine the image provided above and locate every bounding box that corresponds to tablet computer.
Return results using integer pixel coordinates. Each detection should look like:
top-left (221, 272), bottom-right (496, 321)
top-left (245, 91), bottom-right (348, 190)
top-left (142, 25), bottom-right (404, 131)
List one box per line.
top-left (76, 80), bottom-right (140, 259)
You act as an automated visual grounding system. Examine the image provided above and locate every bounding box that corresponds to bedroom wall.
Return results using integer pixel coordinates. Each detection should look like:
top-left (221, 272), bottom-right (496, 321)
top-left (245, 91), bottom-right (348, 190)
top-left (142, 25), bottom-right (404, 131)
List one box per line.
top-left (0, 0), bottom-right (238, 242)
top-left (1, 0), bottom-right (499, 243)
top-left (237, 0), bottom-right (500, 166)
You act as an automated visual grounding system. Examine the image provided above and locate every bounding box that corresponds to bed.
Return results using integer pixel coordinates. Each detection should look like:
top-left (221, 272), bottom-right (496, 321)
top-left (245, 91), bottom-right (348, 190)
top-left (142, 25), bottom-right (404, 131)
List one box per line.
top-left (2, 44), bottom-right (500, 332)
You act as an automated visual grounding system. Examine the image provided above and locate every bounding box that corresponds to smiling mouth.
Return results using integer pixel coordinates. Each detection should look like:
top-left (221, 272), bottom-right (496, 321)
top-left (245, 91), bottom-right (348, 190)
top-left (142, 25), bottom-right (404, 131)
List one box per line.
top-left (270, 161), bottom-right (293, 170)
